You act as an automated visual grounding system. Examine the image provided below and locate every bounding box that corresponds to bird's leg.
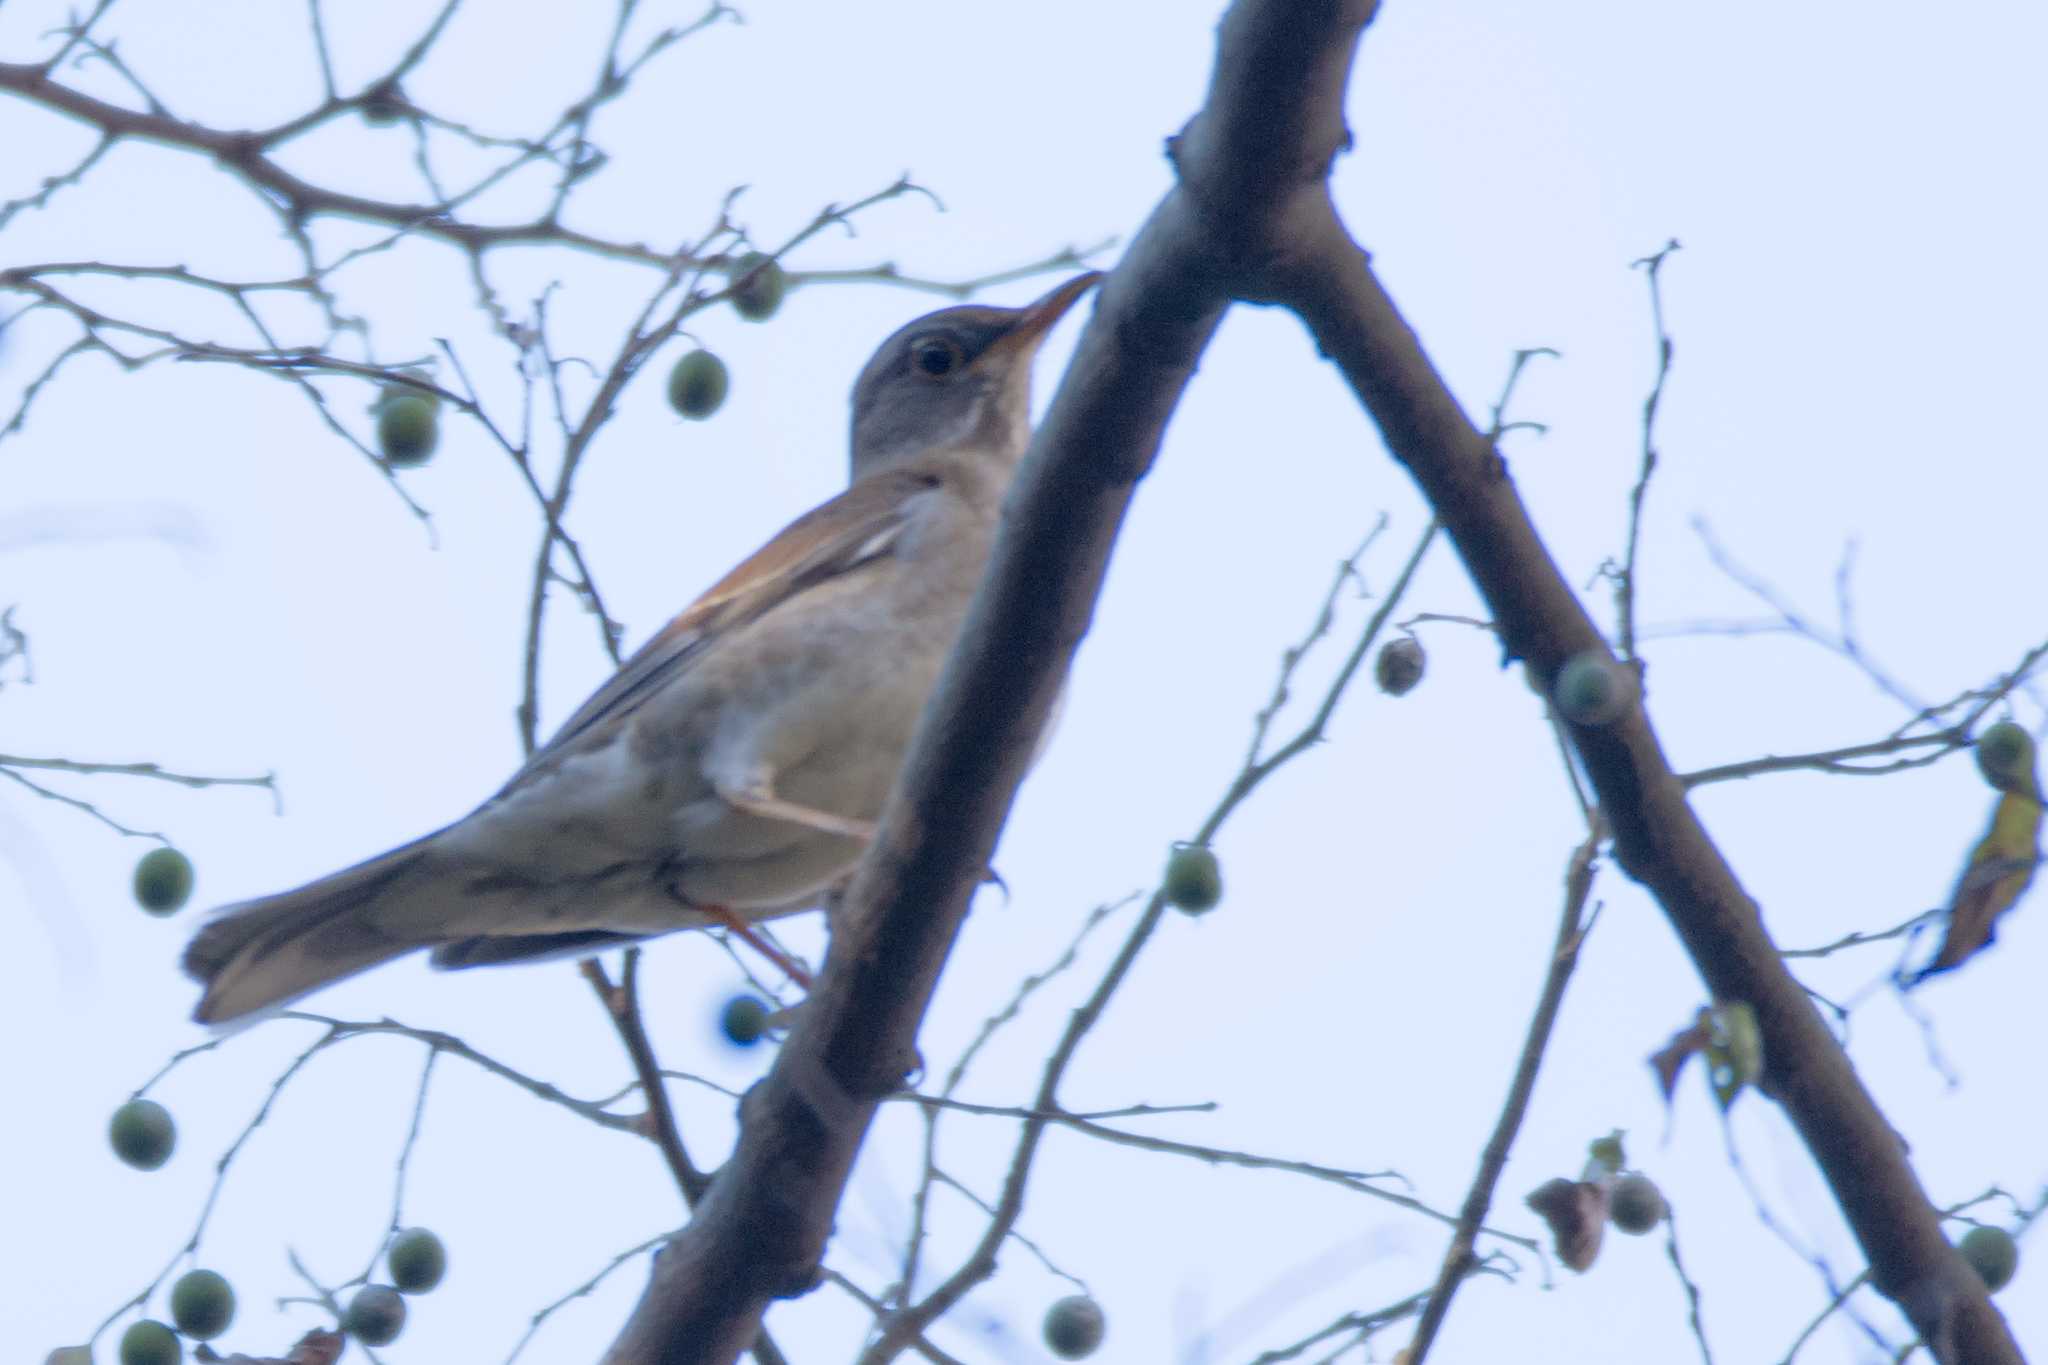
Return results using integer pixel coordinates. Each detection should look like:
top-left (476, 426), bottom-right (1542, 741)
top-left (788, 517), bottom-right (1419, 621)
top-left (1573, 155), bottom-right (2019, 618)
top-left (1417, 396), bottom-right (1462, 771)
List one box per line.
top-left (700, 901), bottom-right (814, 990)
top-left (718, 773), bottom-right (879, 842)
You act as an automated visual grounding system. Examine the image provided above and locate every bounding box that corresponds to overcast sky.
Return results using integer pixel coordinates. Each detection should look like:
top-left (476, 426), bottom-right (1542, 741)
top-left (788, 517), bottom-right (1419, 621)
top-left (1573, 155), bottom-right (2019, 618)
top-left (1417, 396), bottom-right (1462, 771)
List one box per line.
top-left (4, 3), bottom-right (2044, 1362)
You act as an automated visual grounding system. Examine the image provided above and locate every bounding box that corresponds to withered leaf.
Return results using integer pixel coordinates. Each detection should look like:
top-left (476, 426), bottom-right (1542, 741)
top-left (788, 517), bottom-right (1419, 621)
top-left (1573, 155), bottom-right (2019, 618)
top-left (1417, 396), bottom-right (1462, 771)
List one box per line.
top-left (1915, 792), bottom-right (2042, 982)
top-left (1527, 1176), bottom-right (1609, 1272)
top-left (1649, 1012), bottom-right (1712, 1103)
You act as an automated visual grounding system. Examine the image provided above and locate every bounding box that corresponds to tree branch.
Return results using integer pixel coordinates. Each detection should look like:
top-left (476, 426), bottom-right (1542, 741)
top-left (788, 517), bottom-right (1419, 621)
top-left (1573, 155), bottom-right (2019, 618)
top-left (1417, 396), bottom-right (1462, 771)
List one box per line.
top-left (1273, 162), bottom-right (2023, 1365)
top-left (595, 1), bottom-right (1381, 1359)
top-left (1407, 831), bottom-right (1601, 1362)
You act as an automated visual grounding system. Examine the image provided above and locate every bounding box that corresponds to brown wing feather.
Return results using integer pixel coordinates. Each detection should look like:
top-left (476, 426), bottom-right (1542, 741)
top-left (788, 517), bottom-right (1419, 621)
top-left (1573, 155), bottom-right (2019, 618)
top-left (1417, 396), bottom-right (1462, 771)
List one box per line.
top-left (503, 467), bottom-right (940, 788)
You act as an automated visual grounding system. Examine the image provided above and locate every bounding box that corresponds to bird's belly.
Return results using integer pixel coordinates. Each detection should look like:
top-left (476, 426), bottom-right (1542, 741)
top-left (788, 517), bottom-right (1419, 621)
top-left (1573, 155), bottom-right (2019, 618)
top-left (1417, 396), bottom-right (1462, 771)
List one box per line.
top-left (666, 800), bottom-right (865, 909)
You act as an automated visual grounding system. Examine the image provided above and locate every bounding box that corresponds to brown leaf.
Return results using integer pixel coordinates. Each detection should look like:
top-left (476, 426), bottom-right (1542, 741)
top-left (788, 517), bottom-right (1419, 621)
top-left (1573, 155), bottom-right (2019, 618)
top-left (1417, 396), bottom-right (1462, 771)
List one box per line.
top-left (198, 1330), bottom-right (345, 1365)
top-left (1919, 792), bottom-right (2042, 980)
top-left (1526, 1176), bottom-right (1609, 1272)
top-left (1649, 1012), bottom-right (1712, 1103)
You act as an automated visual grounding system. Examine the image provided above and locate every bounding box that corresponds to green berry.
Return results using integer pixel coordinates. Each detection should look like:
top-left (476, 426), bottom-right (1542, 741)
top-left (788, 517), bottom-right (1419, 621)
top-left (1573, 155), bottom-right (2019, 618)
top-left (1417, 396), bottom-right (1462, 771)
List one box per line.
top-left (168, 1269), bottom-right (234, 1340)
top-left (1609, 1173), bottom-right (1666, 1235)
top-left (117, 1320), bottom-right (181, 1365)
top-left (1043, 1294), bottom-right (1106, 1359)
top-left (667, 350), bottom-right (729, 420)
top-left (133, 847), bottom-right (194, 915)
top-left (388, 1226), bottom-right (447, 1294)
top-left (1553, 651), bottom-right (1634, 726)
top-left (345, 1284), bottom-right (407, 1345)
top-left (1374, 636), bottom-right (1425, 697)
top-left (729, 253), bottom-right (787, 322)
top-left (109, 1099), bottom-right (176, 1171)
top-left (1958, 1225), bottom-right (2018, 1293)
top-left (376, 392), bottom-right (440, 466)
top-left (1163, 843), bottom-right (1222, 914)
top-left (720, 994), bottom-right (771, 1047)
top-left (1974, 722), bottom-right (2035, 792)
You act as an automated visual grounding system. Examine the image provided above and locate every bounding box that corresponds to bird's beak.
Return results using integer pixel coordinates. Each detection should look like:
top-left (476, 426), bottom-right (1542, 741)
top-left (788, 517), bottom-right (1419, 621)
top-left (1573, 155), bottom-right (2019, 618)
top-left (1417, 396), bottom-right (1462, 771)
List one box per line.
top-left (977, 271), bottom-right (1103, 365)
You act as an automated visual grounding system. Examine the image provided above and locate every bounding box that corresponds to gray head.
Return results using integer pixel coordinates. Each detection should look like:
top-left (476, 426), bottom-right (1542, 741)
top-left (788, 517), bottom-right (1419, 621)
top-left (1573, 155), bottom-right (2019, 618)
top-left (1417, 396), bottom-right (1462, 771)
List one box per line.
top-left (849, 272), bottom-right (1100, 481)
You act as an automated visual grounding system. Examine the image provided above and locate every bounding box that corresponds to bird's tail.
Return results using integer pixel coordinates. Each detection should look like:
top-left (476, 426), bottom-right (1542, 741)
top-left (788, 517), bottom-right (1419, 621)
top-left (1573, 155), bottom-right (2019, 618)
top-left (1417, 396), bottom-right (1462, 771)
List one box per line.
top-left (183, 837), bottom-right (438, 1025)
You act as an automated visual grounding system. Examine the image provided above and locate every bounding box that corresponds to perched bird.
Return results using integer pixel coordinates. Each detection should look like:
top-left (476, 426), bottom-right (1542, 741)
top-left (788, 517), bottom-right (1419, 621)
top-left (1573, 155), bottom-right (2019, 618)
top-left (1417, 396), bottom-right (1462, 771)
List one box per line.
top-left (184, 272), bottom-right (1100, 1024)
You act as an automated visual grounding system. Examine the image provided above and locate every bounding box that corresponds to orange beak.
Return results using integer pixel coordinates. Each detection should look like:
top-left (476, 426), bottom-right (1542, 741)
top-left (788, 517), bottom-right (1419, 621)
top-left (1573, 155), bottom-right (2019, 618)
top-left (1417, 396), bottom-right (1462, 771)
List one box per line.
top-left (978, 271), bottom-right (1103, 364)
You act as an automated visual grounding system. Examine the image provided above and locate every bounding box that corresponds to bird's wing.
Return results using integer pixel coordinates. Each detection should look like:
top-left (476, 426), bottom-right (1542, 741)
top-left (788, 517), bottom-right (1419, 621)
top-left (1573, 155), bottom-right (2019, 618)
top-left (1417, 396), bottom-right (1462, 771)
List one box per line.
top-left (501, 466), bottom-right (943, 792)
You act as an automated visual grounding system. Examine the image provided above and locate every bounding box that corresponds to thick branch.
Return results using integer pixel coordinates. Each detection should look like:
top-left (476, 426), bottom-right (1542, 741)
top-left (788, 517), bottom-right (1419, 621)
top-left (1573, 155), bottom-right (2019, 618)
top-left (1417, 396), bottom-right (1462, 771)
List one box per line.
top-left (597, 2), bottom-right (1377, 1361)
top-left (1276, 203), bottom-right (2020, 1364)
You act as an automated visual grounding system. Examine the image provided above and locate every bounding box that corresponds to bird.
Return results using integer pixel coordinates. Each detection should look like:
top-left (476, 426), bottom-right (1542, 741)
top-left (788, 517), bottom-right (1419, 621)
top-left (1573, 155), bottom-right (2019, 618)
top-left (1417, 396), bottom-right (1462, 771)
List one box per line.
top-left (183, 271), bottom-right (1101, 1024)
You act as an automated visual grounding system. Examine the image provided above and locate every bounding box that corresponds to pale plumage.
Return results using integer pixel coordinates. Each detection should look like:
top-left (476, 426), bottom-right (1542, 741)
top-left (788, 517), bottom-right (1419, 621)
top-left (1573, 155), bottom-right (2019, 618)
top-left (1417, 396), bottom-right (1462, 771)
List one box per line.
top-left (184, 273), bottom-right (1099, 1023)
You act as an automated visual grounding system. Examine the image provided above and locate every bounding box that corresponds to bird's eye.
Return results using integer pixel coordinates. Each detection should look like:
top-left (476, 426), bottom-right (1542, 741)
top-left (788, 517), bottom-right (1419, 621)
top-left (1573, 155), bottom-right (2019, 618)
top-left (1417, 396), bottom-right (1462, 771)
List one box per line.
top-left (910, 336), bottom-right (962, 378)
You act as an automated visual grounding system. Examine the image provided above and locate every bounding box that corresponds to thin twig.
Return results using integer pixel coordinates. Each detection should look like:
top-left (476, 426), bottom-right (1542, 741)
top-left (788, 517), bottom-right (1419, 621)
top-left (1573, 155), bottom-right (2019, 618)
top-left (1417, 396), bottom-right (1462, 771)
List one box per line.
top-left (1405, 829), bottom-right (1602, 1363)
top-left (1615, 239), bottom-right (1679, 661)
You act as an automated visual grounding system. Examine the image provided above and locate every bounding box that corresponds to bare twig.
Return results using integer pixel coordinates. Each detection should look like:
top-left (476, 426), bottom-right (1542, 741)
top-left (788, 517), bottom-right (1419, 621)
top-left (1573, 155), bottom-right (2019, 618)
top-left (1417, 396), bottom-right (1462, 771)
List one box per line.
top-left (1405, 830), bottom-right (1601, 1363)
top-left (863, 521), bottom-right (1445, 1361)
top-left (1613, 239), bottom-right (1679, 661)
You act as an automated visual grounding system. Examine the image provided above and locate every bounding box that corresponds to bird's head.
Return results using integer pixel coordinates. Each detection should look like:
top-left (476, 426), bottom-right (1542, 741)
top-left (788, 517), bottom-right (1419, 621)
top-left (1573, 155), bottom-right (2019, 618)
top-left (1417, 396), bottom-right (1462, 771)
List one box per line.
top-left (849, 271), bottom-right (1100, 480)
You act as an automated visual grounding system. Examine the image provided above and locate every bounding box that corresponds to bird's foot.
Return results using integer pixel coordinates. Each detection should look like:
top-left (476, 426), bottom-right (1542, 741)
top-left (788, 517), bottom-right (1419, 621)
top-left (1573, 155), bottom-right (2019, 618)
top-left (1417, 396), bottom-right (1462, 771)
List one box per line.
top-left (702, 902), bottom-right (814, 990)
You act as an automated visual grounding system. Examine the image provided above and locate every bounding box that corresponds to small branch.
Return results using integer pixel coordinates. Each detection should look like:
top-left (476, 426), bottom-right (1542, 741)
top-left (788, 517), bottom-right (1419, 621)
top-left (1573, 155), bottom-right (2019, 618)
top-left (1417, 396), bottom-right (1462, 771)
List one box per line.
top-left (1405, 830), bottom-right (1601, 1363)
top-left (1692, 521), bottom-right (1926, 713)
top-left (898, 894), bottom-right (1137, 1306)
top-left (1666, 1209), bottom-right (1714, 1365)
top-left (1778, 1268), bottom-right (1872, 1365)
top-left (816, 1270), bottom-right (967, 1365)
top-left (0, 764), bottom-right (165, 839)
top-left (0, 752), bottom-right (278, 803)
top-left (865, 520), bottom-right (1441, 1362)
top-left (1245, 1284), bottom-right (1439, 1364)
top-left (1051, 1112), bottom-right (1525, 1243)
top-left (505, 1233), bottom-right (676, 1365)
top-left (1680, 733), bottom-right (1962, 788)
top-left (582, 954), bottom-right (709, 1203)
top-left (1614, 239), bottom-right (1679, 661)
top-left (1781, 908), bottom-right (1942, 960)
top-left (352, 1048), bottom-right (439, 1286)
top-left (578, 954), bottom-right (792, 1365)
top-left (1283, 122), bottom-right (2023, 1363)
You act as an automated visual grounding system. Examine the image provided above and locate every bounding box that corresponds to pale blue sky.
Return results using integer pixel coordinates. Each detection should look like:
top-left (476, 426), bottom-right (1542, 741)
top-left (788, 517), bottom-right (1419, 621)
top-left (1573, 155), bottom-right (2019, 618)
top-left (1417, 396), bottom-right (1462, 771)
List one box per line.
top-left (4, 3), bottom-right (2043, 1361)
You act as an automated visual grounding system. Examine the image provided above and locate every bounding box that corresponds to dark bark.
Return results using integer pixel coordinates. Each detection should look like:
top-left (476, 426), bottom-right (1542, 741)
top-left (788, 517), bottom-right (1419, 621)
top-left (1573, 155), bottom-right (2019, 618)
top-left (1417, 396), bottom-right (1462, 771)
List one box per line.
top-left (598, 0), bottom-right (2022, 1360)
top-left (1277, 193), bottom-right (2020, 1365)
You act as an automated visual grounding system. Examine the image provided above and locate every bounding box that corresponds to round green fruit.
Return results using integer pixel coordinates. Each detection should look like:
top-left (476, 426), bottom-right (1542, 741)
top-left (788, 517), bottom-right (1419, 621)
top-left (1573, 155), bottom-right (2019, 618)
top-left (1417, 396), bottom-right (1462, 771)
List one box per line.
top-left (345, 1284), bottom-right (407, 1345)
top-left (1608, 1173), bottom-right (1666, 1235)
top-left (1163, 843), bottom-right (1222, 915)
top-left (169, 1269), bottom-right (234, 1340)
top-left (376, 392), bottom-right (440, 466)
top-left (1958, 1224), bottom-right (2018, 1293)
top-left (133, 846), bottom-right (194, 915)
top-left (720, 994), bottom-right (770, 1047)
top-left (1974, 722), bottom-right (2035, 791)
top-left (729, 253), bottom-right (787, 322)
top-left (109, 1098), bottom-right (177, 1171)
top-left (1043, 1294), bottom-right (1106, 1359)
top-left (1553, 651), bottom-right (1634, 727)
top-left (388, 1226), bottom-right (447, 1294)
top-left (667, 350), bottom-right (729, 420)
top-left (1374, 636), bottom-right (1426, 697)
top-left (117, 1319), bottom-right (181, 1365)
